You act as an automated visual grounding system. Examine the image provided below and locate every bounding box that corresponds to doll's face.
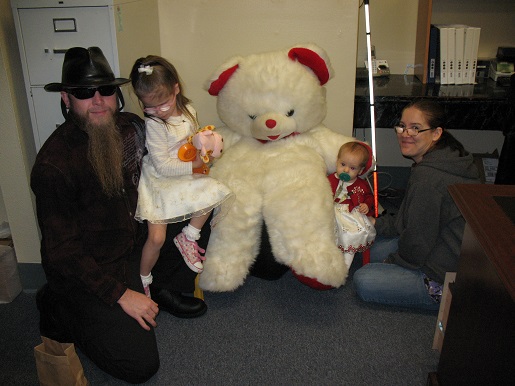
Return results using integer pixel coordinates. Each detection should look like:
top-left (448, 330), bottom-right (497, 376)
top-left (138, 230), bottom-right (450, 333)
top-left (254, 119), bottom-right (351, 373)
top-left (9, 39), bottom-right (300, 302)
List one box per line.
top-left (336, 151), bottom-right (365, 183)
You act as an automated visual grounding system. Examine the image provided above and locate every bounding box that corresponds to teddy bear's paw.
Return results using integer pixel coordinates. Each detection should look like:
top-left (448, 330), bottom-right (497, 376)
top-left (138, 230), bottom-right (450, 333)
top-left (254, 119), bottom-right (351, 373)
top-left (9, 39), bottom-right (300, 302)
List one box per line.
top-left (291, 269), bottom-right (336, 290)
top-left (199, 259), bottom-right (252, 292)
top-left (289, 249), bottom-right (348, 288)
top-left (198, 274), bottom-right (243, 292)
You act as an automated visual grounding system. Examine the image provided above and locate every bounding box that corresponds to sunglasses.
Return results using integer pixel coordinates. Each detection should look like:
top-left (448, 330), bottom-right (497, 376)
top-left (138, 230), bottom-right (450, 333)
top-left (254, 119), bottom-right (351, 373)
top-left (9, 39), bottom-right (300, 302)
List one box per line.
top-left (65, 85), bottom-right (117, 100)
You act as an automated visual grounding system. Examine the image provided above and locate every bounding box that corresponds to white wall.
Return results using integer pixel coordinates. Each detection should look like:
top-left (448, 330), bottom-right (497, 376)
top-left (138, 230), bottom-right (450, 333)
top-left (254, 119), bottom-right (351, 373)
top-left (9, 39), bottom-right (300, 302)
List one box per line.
top-left (356, 0), bottom-right (418, 75)
top-left (115, 0), bottom-right (161, 115)
top-left (156, 0), bottom-right (359, 135)
top-left (0, 45), bottom-right (41, 263)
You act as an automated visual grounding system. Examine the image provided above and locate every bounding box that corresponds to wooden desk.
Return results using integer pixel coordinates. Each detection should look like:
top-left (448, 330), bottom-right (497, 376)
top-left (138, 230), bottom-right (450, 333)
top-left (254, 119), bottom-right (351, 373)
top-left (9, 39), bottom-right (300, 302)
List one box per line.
top-left (429, 184), bottom-right (515, 385)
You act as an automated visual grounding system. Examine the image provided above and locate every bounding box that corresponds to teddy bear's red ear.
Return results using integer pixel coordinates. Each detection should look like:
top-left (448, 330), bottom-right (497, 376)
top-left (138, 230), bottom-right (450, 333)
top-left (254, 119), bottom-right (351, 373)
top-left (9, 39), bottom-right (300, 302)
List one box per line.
top-left (207, 64), bottom-right (239, 96)
top-left (288, 47), bottom-right (330, 85)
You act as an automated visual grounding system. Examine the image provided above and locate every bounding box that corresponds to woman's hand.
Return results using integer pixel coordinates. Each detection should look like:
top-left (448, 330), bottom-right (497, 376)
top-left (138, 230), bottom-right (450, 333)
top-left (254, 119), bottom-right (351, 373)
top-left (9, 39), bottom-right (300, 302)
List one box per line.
top-left (117, 289), bottom-right (159, 330)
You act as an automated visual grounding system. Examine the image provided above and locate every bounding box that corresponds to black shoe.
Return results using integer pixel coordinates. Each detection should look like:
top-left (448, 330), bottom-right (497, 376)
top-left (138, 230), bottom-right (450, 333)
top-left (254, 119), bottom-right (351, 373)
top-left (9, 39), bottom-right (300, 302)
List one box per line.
top-left (36, 284), bottom-right (71, 342)
top-left (150, 285), bottom-right (207, 319)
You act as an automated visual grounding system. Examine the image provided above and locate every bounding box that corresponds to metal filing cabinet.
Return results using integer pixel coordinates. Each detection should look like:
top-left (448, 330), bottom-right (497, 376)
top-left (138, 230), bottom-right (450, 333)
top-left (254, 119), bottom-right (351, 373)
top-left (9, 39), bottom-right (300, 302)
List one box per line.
top-left (11, 0), bottom-right (120, 151)
top-left (11, 0), bottom-right (161, 151)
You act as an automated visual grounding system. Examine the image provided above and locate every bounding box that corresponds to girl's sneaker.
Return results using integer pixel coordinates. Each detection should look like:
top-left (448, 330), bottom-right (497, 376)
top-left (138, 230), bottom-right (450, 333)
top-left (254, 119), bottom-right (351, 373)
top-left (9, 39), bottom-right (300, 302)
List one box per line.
top-left (173, 232), bottom-right (206, 273)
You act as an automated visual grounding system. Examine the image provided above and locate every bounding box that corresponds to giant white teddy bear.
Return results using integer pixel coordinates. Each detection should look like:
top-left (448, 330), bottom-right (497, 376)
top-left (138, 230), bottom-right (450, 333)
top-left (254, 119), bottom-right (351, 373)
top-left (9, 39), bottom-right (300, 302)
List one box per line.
top-left (200, 44), bottom-right (355, 291)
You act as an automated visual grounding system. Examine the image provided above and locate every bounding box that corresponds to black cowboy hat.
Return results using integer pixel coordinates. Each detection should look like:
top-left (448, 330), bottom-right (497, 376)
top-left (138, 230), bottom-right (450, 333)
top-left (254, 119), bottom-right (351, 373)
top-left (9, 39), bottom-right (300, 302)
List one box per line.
top-left (44, 47), bottom-right (129, 92)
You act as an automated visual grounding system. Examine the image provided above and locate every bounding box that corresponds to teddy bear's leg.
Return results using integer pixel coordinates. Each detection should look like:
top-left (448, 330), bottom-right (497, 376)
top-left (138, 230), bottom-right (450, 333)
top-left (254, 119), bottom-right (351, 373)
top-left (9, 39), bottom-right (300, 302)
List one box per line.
top-left (263, 176), bottom-right (348, 288)
top-left (343, 252), bottom-right (355, 270)
top-left (199, 198), bottom-right (264, 292)
top-left (249, 222), bottom-right (289, 280)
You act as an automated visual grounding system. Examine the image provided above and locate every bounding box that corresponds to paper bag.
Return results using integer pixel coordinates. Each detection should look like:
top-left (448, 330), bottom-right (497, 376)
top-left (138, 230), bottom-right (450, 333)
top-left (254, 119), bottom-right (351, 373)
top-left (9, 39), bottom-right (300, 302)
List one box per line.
top-left (34, 336), bottom-right (88, 386)
top-left (0, 245), bottom-right (22, 303)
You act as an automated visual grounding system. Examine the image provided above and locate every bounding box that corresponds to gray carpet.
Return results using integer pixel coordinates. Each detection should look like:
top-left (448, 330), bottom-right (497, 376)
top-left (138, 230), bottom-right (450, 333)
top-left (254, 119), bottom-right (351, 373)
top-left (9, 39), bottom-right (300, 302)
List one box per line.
top-left (0, 260), bottom-right (439, 386)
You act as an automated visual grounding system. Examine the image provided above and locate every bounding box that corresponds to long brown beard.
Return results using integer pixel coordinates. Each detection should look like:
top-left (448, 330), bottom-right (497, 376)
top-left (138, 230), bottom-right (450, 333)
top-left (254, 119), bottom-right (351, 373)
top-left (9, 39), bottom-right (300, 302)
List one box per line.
top-left (68, 108), bottom-right (124, 197)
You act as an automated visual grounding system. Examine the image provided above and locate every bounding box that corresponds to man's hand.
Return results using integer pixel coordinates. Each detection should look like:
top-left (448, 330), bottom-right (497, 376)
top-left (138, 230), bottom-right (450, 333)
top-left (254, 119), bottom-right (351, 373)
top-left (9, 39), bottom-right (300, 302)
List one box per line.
top-left (117, 289), bottom-right (159, 331)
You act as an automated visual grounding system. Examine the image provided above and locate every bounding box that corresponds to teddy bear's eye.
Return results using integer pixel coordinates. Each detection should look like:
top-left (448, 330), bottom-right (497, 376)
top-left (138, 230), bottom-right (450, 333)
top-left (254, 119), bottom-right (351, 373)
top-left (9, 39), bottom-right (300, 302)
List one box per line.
top-left (249, 115), bottom-right (257, 120)
top-left (286, 110), bottom-right (294, 117)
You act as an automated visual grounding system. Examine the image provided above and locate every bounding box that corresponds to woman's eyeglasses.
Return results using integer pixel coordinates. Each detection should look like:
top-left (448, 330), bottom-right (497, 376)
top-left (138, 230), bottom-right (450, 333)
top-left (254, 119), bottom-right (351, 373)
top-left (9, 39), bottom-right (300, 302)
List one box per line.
top-left (65, 85), bottom-right (117, 100)
top-left (394, 125), bottom-right (433, 136)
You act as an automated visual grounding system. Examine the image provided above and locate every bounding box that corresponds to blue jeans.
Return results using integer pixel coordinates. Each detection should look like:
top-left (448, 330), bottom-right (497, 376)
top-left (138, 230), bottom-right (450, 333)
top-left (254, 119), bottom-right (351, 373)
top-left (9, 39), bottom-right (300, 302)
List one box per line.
top-left (353, 236), bottom-right (440, 311)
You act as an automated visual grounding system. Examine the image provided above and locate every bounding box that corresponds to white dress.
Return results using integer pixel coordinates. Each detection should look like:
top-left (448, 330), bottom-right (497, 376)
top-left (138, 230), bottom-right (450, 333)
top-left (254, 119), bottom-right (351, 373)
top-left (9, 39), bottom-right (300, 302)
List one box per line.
top-left (135, 106), bottom-right (233, 225)
top-left (333, 180), bottom-right (376, 268)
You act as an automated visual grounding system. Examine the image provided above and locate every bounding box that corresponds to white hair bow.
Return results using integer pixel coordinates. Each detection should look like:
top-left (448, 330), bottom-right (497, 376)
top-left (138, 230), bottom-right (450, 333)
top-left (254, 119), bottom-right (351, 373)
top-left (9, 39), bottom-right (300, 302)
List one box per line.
top-left (138, 65), bottom-right (153, 75)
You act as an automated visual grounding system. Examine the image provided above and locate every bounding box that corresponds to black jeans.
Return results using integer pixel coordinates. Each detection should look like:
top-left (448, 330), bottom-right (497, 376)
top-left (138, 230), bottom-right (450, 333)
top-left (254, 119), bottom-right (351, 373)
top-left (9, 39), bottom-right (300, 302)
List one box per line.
top-left (37, 219), bottom-right (208, 383)
top-left (38, 258), bottom-right (159, 384)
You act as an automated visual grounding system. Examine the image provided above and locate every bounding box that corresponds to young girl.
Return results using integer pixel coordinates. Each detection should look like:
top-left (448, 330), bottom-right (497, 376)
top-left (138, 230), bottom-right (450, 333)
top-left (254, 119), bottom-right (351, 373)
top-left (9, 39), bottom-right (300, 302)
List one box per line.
top-left (130, 56), bottom-right (233, 297)
top-left (328, 141), bottom-right (376, 269)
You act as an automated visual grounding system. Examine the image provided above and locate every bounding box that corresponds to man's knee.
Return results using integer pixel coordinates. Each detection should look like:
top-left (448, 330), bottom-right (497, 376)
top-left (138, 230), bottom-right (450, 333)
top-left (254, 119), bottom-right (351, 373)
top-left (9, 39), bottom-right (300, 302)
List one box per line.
top-left (116, 354), bottom-right (160, 384)
top-left (88, 338), bottom-right (160, 384)
top-left (36, 284), bottom-right (73, 342)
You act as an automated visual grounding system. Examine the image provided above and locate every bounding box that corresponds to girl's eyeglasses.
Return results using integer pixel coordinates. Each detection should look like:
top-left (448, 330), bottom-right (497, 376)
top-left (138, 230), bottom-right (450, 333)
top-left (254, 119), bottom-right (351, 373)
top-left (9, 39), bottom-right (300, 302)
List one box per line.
top-left (143, 103), bottom-right (172, 115)
top-left (65, 85), bottom-right (117, 100)
top-left (394, 125), bottom-right (433, 136)
top-left (143, 93), bottom-right (177, 115)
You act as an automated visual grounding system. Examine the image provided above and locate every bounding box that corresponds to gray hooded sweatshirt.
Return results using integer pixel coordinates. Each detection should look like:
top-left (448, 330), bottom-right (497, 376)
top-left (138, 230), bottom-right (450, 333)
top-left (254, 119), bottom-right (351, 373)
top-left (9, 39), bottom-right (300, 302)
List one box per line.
top-left (375, 146), bottom-right (480, 283)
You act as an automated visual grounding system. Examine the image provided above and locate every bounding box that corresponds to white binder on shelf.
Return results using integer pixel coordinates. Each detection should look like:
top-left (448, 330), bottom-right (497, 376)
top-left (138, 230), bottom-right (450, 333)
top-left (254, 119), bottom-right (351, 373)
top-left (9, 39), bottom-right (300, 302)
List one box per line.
top-left (462, 26), bottom-right (474, 84)
top-left (452, 25), bottom-right (465, 85)
top-left (446, 25), bottom-right (456, 84)
top-left (435, 25), bottom-right (450, 85)
top-left (470, 27), bottom-right (481, 83)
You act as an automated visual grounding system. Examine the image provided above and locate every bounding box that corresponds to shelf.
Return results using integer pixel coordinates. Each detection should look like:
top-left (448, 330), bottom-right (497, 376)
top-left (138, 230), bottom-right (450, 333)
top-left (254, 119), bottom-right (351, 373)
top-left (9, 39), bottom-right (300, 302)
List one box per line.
top-left (353, 75), bottom-right (514, 132)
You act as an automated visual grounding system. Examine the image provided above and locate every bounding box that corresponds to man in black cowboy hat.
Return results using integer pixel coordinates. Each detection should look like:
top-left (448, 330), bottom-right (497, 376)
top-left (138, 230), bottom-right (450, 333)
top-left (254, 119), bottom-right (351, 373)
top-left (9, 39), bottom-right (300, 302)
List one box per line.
top-left (31, 47), bottom-right (208, 383)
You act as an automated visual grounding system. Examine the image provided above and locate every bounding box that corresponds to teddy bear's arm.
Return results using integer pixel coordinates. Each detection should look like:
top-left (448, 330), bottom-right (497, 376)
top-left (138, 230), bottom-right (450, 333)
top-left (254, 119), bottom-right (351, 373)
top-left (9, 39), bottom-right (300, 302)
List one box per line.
top-left (215, 126), bottom-right (243, 150)
top-left (305, 126), bottom-right (355, 174)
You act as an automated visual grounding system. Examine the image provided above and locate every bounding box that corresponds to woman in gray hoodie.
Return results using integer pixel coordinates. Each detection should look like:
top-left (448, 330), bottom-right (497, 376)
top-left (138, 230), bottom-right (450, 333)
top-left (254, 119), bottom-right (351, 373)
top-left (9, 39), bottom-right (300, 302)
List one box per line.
top-left (353, 100), bottom-right (480, 311)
